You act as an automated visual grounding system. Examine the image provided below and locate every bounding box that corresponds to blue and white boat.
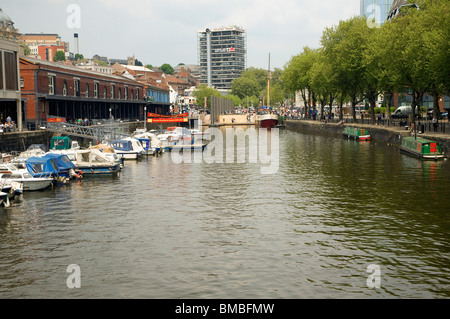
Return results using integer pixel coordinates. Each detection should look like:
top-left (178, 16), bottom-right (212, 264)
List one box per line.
top-left (132, 130), bottom-right (163, 155)
top-left (25, 153), bottom-right (81, 182)
top-left (110, 137), bottom-right (145, 160)
top-left (72, 149), bottom-right (121, 175)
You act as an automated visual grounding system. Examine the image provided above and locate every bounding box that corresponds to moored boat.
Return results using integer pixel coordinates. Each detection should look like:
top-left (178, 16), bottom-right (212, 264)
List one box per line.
top-left (343, 127), bottom-right (371, 141)
top-left (0, 191), bottom-right (9, 207)
top-left (400, 137), bottom-right (444, 160)
top-left (255, 113), bottom-right (279, 129)
top-left (132, 130), bottom-right (164, 155)
top-left (0, 172), bottom-right (53, 191)
top-left (255, 54), bottom-right (278, 129)
top-left (73, 149), bottom-right (121, 175)
top-left (110, 137), bottom-right (145, 160)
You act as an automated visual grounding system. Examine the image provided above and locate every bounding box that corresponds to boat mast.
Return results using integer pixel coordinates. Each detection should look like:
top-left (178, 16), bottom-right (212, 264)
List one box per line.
top-left (267, 53), bottom-right (271, 111)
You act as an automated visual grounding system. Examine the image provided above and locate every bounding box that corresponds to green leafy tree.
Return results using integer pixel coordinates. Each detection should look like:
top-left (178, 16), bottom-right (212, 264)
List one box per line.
top-left (282, 47), bottom-right (319, 117)
top-left (160, 63), bottom-right (174, 75)
top-left (74, 53), bottom-right (84, 61)
top-left (53, 50), bottom-right (66, 62)
top-left (321, 17), bottom-right (368, 120)
top-left (231, 76), bottom-right (260, 100)
top-left (146, 64), bottom-right (153, 70)
top-left (193, 84), bottom-right (223, 109)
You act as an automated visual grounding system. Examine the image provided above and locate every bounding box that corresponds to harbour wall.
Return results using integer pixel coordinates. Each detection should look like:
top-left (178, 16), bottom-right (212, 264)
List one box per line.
top-left (285, 120), bottom-right (450, 158)
top-left (0, 130), bottom-right (53, 153)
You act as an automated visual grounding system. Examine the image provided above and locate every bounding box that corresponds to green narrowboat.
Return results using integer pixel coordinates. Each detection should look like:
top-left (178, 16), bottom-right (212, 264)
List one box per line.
top-left (343, 127), bottom-right (371, 141)
top-left (400, 137), bottom-right (444, 160)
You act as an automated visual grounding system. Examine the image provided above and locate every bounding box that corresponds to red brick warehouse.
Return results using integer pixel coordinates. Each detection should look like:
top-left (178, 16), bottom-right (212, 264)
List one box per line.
top-left (19, 56), bottom-right (163, 129)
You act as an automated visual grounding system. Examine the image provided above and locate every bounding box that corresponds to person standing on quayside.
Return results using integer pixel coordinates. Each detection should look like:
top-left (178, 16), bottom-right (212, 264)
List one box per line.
top-left (432, 116), bottom-right (438, 132)
top-left (6, 116), bottom-right (11, 124)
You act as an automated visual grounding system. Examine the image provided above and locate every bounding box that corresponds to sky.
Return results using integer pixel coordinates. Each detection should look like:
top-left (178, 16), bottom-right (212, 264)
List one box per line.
top-left (2, 0), bottom-right (360, 70)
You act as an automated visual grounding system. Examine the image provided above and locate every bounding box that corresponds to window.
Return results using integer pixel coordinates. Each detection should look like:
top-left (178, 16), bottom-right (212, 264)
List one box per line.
top-left (118, 88), bottom-right (121, 100)
top-left (74, 79), bottom-right (80, 97)
top-left (48, 75), bottom-right (55, 95)
top-left (136, 88), bottom-right (139, 100)
top-left (94, 82), bottom-right (99, 98)
top-left (85, 83), bottom-right (90, 98)
top-left (124, 86), bottom-right (128, 100)
top-left (130, 89), bottom-right (134, 100)
top-left (63, 80), bottom-right (68, 96)
top-left (104, 85), bottom-right (107, 99)
top-left (4, 51), bottom-right (18, 91)
top-left (111, 84), bottom-right (115, 99)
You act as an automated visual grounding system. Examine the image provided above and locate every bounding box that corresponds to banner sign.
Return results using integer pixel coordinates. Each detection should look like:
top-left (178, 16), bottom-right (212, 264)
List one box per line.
top-left (147, 113), bottom-right (189, 118)
top-left (147, 118), bottom-right (188, 123)
top-left (47, 117), bottom-right (66, 123)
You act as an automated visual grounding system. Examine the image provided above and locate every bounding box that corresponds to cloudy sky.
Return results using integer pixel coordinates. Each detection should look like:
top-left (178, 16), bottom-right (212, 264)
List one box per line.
top-left (3, 0), bottom-right (360, 69)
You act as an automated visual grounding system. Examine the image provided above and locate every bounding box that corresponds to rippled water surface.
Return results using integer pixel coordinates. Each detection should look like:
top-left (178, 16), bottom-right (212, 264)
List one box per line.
top-left (1, 128), bottom-right (449, 298)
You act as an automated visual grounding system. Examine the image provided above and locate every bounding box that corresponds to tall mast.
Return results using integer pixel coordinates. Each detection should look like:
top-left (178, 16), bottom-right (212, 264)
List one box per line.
top-left (267, 53), bottom-right (271, 110)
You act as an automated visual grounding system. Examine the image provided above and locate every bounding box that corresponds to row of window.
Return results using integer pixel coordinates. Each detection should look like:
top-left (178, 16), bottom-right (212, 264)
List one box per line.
top-left (48, 76), bottom-right (141, 101)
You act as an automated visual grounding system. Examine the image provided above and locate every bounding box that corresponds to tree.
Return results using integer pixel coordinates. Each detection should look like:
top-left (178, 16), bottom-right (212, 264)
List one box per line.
top-left (231, 76), bottom-right (260, 99)
top-left (321, 17), bottom-right (368, 121)
top-left (135, 59), bottom-right (143, 66)
top-left (160, 64), bottom-right (174, 75)
top-left (23, 44), bottom-right (31, 56)
top-left (192, 84), bottom-right (222, 109)
top-left (74, 53), bottom-right (84, 61)
top-left (145, 64), bottom-right (153, 70)
top-left (53, 50), bottom-right (66, 62)
top-left (282, 47), bottom-right (319, 118)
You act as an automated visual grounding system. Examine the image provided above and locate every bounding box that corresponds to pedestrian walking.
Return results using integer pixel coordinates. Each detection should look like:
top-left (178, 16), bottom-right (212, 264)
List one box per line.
top-left (432, 117), bottom-right (438, 132)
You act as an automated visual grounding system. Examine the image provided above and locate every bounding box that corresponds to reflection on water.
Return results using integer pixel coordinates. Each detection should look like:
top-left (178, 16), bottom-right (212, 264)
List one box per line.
top-left (0, 128), bottom-right (449, 298)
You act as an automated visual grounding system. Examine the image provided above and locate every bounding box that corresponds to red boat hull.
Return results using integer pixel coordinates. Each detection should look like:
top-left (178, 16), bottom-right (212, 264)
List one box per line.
top-left (258, 119), bottom-right (278, 128)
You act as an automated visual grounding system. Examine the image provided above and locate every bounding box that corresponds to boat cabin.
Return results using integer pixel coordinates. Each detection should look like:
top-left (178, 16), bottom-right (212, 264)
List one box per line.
top-left (50, 136), bottom-right (80, 150)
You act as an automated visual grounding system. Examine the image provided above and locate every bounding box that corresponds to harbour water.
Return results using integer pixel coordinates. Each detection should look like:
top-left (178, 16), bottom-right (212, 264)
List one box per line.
top-left (0, 127), bottom-right (449, 298)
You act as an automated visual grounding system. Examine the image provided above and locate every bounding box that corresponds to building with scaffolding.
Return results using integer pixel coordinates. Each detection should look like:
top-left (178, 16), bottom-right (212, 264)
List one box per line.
top-left (198, 26), bottom-right (246, 91)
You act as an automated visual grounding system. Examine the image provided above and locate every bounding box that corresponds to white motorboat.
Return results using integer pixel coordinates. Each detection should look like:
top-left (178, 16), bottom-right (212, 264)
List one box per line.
top-left (0, 191), bottom-right (9, 207)
top-left (156, 127), bottom-right (193, 150)
top-left (110, 137), bottom-right (145, 160)
top-left (72, 149), bottom-right (121, 175)
top-left (0, 177), bottom-right (23, 201)
top-left (89, 144), bottom-right (123, 166)
top-left (132, 131), bottom-right (163, 155)
top-left (0, 171), bottom-right (53, 191)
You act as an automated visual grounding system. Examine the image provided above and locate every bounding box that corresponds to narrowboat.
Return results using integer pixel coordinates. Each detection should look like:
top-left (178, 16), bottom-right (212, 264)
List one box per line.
top-left (343, 127), bottom-right (371, 141)
top-left (400, 137), bottom-right (444, 160)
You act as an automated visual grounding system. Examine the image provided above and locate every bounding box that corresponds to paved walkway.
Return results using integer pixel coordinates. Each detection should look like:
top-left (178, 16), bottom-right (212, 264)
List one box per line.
top-left (288, 119), bottom-right (450, 142)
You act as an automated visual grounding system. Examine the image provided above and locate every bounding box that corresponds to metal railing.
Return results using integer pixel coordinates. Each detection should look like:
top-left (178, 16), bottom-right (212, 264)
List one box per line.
top-left (285, 115), bottom-right (450, 134)
top-left (46, 121), bottom-right (130, 142)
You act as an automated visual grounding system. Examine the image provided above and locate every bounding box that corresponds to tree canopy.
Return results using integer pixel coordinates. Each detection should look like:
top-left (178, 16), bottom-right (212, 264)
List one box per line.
top-left (160, 63), bottom-right (174, 75)
top-left (53, 50), bottom-right (66, 62)
top-left (282, 0), bottom-right (449, 123)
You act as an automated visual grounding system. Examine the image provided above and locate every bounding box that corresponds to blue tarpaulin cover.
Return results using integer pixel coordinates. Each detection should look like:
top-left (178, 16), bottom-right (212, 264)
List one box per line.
top-left (25, 153), bottom-right (75, 177)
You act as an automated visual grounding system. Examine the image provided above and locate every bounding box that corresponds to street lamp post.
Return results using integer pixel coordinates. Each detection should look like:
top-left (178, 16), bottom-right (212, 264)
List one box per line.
top-left (144, 106), bottom-right (147, 131)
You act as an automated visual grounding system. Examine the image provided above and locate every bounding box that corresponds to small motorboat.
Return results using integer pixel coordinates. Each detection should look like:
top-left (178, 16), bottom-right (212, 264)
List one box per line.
top-left (110, 137), bottom-right (146, 160)
top-left (0, 172), bottom-right (53, 191)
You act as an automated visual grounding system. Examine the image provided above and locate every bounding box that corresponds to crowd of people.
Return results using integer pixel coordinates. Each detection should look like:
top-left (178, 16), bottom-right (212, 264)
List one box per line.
top-left (0, 116), bottom-right (16, 133)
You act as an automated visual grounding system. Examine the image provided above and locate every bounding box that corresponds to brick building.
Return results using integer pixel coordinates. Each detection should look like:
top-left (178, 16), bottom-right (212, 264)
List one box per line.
top-left (19, 56), bottom-right (170, 129)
